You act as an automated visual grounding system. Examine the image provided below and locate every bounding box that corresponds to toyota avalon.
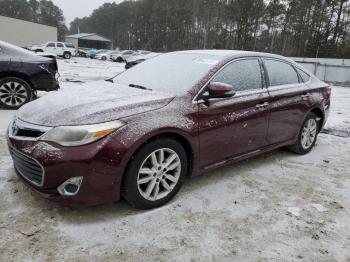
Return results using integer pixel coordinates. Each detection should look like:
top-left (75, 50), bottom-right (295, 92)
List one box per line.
top-left (6, 50), bottom-right (331, 209)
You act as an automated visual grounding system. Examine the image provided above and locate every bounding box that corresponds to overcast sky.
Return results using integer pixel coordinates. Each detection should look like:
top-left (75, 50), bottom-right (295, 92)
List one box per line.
top-left (51, 0), bottom-right (123, 26)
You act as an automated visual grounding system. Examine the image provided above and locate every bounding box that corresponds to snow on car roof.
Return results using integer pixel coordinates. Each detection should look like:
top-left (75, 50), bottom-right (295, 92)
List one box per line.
top-left (172, 49), bottom-right (290, 60)
top-left (172, 49), bottom-right (257, 57)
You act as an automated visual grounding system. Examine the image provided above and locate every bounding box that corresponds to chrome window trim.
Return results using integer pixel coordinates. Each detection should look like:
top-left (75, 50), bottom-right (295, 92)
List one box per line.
top-left (294, 66), bottom-right (312, 85)
top-left (192, 56), bottom-right (265, 104)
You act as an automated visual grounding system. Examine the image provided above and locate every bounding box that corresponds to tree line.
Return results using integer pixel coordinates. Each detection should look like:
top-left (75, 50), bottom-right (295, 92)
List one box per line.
top-left (70, 0), bottom-right (350, 58)
top-left (1, 0), bottom-right (349, 58)
top-left (0, 0), bottom-right (68, 41)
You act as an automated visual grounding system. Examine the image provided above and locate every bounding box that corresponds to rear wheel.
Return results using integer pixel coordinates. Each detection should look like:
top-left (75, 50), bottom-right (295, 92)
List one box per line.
top-left (288, 112), bottom-right (319, 155)
top-left (122, 138), bottom-right (188, 209)
top-left (63, 52), bottom-right (71, 59)
top-left (101, 56), bottom-right (107, 61)
top-left (0, 77), bottom-right (32, 109)
top-left (117, 57), bottom-right (124, 63)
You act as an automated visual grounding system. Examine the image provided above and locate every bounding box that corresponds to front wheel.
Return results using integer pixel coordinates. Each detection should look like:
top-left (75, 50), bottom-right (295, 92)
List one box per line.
top-left (0, 77), bottom-right (32, 109)
top-left (288, 112), bottom-right (319, 155)
top-left (122, 138), bottom-right (188, 209)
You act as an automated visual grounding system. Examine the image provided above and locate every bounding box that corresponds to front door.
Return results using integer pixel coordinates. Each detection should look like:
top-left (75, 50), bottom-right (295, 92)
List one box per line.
top-left (45, 42), bottom-right (57, 55)
top-left (56, 43), bottom-right (65, 56)
top-left (197, 58), bottom-right (270, 169)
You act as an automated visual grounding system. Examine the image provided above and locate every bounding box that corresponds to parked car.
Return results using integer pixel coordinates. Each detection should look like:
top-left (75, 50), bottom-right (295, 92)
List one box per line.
top-left (86, 50), bottom-right (110, 59)
top-left (0, 41), bottom-right (59, 109)
top-left (111, 50), bottom-right (137, 62)
top-left (7, 50), bottom-right (331, 208)
top-left (95, 50), bottom-right (115, 60)
top-left (77, 48), bottom-right (91, 57)
top-left (30, 42), bottom-right (76, 59)
top-left (86, 50), bottom-right (97, 58)
top-left (125, 52), bottom-right (159, 69)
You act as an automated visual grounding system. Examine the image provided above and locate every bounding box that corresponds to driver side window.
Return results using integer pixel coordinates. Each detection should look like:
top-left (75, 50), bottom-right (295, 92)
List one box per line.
top-left (212, 59), bottom-right (263, 92)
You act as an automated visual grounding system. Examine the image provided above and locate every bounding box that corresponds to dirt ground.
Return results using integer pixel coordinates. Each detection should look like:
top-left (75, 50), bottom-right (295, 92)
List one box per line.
top-left (0, 58), bottom-right (350, 262)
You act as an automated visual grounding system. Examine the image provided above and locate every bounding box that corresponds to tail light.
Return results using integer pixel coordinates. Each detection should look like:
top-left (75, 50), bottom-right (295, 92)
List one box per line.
top-left (323, 86), bottom-right (332, 98)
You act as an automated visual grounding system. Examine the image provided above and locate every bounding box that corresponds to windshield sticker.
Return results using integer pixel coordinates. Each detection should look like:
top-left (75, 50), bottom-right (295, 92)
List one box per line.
top-left (192, 58), bottom-right (219, 65)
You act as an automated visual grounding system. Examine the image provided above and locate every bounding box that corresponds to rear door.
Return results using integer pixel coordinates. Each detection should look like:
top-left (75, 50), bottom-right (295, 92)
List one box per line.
top-left (263, 58), bottom-right (312, 145)
top-left (197, 58), bottom-right (270, 169)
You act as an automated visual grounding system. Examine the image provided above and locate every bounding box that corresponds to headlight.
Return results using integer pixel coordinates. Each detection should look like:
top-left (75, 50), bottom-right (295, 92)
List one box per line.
top-left (40, 120), bottom-right (125, 147)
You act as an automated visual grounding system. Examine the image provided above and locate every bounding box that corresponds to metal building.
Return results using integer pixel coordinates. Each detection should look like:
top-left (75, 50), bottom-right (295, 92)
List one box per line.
top-left (65, 33), bottom-right (113, 50)
top-left (0, 15), bottom-right (57, 47)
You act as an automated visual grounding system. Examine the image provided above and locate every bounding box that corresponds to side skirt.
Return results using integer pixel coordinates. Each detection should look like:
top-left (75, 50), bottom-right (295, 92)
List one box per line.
top-left (201, 140), bottom-right (295, 173)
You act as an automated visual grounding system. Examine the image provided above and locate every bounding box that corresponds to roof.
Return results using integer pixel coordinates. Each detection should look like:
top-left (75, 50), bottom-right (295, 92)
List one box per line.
top-left (65, 33), bottom-right (112, 42)
top-left (174, 50), bottom-right (255, 57)
top-left (172, 49), bottom-right (295, 63)
top-left (66, 33), bottom-right (94, 38)
top-left (0, 15), bottom-right (57, 29)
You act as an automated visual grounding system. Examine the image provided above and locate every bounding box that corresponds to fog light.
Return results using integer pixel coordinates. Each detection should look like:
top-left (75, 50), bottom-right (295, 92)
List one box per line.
top-left (57, 177), bottom-right (83, 196)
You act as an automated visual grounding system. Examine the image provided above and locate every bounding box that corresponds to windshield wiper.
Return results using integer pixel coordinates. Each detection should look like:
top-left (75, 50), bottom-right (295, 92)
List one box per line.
top-left (129, 84), bottom-right (152, 91)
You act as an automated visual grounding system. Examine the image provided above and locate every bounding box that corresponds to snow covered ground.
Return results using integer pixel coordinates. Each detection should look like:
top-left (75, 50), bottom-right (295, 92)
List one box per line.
top-left (1, 57), bottom-right (350, 261)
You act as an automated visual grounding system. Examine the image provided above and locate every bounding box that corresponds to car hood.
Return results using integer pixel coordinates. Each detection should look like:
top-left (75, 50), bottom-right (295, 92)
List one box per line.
top-left (18, 81), bottom-right (175, 127)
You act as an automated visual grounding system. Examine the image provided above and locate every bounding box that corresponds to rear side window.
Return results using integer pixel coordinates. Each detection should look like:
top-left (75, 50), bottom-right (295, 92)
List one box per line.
top-left (264, 59), bottom-right (299, 87)
top-left (212, 59), bottom-right (263, 92)
top-left (296, 67), bottom-right (310, 83)
top-left (47, 43), bottom-right (55, 47)
top-left (57, 43), bottom-right (64, 47)
top-left (65, 43), bottom-right (75, 48)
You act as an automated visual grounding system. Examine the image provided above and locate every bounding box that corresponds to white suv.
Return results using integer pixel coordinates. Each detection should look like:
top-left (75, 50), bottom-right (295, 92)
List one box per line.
top-left (31, 42), bottom-right (76, 59)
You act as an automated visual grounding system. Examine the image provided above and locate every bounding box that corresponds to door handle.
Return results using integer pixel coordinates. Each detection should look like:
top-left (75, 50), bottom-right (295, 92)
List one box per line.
top-left (256, 102), bottom-right (269, 109)
top-left (301, 93), bottom-right (311, 100)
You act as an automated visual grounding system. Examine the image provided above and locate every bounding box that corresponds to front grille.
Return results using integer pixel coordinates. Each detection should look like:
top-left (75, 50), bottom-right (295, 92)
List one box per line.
top-left (10, 147), bottom-right (44, 187)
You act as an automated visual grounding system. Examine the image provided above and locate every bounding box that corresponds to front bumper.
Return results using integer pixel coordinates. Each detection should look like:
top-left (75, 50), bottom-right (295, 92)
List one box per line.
top-left (7, 134), bottom-right (128, 206)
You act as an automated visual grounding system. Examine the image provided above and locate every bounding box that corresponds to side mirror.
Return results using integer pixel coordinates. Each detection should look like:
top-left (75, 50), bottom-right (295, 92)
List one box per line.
top-left (206, 82), bottom-right (236, 99)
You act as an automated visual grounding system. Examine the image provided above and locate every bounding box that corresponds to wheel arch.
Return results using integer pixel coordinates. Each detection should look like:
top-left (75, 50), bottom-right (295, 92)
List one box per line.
top-left (123, 131), bottom-right (195, 181)
top-left (309, 107), bottom-right (325, 130)
top-left (0, 72), bottom-right (34, 89)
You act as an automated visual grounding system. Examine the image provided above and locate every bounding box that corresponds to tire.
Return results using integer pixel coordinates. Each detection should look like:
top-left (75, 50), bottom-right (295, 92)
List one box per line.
top-left (63, 52), bottom-right (71, 59)
top-left (122, 138), bottom-right (188, 209)
top-left (101, 56), bottom-right (107, 61)
top-left (0, 77), bottom-right (32, 109)
top-left (288, 112), bottom-right (319, 155)
top-left (117, 57), bottom-right (124, 63)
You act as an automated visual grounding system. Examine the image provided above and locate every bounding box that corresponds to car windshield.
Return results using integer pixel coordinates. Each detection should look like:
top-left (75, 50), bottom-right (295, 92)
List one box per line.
top-left (113, 53), bottom-right (221, 95)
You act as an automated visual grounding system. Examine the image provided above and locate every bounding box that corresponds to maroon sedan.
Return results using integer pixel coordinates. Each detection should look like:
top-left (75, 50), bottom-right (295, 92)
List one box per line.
top-left (6, 50), bottom-right (331, 209)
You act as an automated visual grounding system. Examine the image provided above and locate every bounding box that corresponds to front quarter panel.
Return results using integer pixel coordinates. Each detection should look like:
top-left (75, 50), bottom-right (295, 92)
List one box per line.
top-left (114, 95), bottom-right (199, 180)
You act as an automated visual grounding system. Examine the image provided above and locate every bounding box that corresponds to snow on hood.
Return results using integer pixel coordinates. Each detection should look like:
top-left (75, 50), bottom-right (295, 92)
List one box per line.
top-left (18, 81), bottom-right (175, 126)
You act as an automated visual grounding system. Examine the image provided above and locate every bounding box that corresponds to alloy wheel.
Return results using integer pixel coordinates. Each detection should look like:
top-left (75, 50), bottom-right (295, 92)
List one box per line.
top-left (137, 148), bottom-right (181, 201)
top-left (301, 118), bottom-right (317, 150)
top-left (0, 81), bottom-right (29, 107)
